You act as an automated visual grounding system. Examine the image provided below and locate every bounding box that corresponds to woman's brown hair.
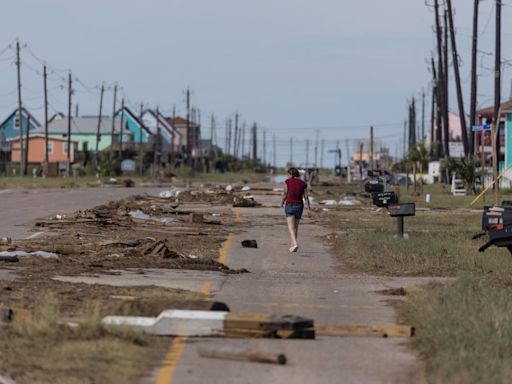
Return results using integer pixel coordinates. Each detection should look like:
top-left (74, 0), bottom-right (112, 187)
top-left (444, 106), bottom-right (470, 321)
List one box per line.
top-left (287, 167), bottom-right (300, 178)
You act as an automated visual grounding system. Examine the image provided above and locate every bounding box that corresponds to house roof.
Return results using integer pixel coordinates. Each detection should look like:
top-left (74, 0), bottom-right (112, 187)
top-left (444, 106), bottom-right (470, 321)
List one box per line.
top-left (0, 107), bottom-right (42, 128)
top-left (167, 116), bottom-right (197, 128)
top-left (477, 100), bottom-right (512, 117)
top-left (144, 110), bottom-right (182, 137)
top-left (32, 117), bottom-right (132, 136)
top-left (116, 107), bottom-right (152, 136)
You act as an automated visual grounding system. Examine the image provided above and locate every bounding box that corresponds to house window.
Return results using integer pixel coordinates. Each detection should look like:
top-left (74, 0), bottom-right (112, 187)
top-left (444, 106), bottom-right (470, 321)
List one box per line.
top-left (63, 143), bottom-right (69, 155)
top-left (14, 116), bottom-right (20, 128)
top-left (47, 143), bottom-right (53, 155)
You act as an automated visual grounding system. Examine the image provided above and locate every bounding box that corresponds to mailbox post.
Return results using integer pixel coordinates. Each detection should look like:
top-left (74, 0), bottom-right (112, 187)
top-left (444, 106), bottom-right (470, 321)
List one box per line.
top-left (388, 203), bottom-right (416, 238)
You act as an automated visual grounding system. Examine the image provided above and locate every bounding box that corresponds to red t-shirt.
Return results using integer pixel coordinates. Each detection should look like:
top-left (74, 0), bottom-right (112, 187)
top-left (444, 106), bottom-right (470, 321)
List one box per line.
top-left (285, 178), bottom-right (307, 205)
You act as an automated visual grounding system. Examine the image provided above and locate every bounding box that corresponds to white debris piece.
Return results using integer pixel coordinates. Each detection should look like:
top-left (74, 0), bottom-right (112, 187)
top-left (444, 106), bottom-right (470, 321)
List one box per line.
top-left (102, 309), bottom-right (228, 336)
top-left (0, 251), bottom-right (58, 259)
top-left (320, 200), bottom-right (338, 206)
top-left (225, 185), bottom-right (234, 192)
top-left (159, 188), bottom-right (182, 198)
top-left (241, 186), bottom-right (251, 192)
top-left (129, 210), bottom-right (176, 224)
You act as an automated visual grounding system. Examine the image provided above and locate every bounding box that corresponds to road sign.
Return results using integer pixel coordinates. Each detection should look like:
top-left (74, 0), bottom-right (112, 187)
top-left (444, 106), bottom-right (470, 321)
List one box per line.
top-left (472, 124), bottom-right (491, 132)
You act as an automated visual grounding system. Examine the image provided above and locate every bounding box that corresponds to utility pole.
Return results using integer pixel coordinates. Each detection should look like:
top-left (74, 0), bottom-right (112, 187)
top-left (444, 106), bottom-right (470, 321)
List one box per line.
top-left (15, 41), bottom-right (24, 175)
top-left (75, 104), bottom-right (79, 117)
top-left (24, 114), bottom-right (30, 175)
top-left (67, 72), bottom-right (72, 163)
top-left (321, 138), bottom-right (325, 169)
top-left (241, 123), bottom-right (246, 158)
top-left (443, 9), bottom-right (450, 157)
top-left (493, 0), bottom-right (502, 201)
top-left (139, 102), bottom-right (144, 177)
top-left (370, 126), bottom-right (374, 171)
top-left (118, 98), bottom-right (125, 158)
top-left (469, 0), bottom-right (480, 156)
top-left (43, 65), bottom-right (49, 174)
top-left (273, 134), bottom-right (276, 169)
top-left (447, 0), bottom-right (470, 157)
top-left (305, 139), bottom-right (310, 168)
top-left (314, 129), bottom-right (319, 167)
top-left (434, 0), bottom-right (448, 158)
top-left (263, 129), bottom-right (267, 166)
top-left (290, 137), bottom-right (293, 165)
top-left (252, 123), bottom-right (257, 161)
top-left (186, 87), bottom-right (191, 164)
top-left (111, 84), bottom-right (117, 149)
top-left (154, 106), bottom-right (161, 178)
top-left (421, 89), bottom-right (425, 142)
top-left (234, 113), bottom-right (239, 158)
top-left (430, 79), bottom-right (436, 155)
top-left (95, 84), bottom-right (104, 153)
top-left (432, 57), bottom-right (443, 159)
top-left (403, 120), bottom-right (407, 158)
top-left (228, 119), bottom-right (232, 155)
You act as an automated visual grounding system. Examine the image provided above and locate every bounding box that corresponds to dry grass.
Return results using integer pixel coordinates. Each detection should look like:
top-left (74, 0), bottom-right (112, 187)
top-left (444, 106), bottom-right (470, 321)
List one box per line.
top-left (0, 292), bottom-right (168, 384)
top-left (397, 276), bottom-right (512, 384)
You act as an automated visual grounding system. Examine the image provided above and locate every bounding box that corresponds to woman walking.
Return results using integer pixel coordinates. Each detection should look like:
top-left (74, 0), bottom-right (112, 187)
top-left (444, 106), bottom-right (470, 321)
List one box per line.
top-left (281, 167), bottom-right (310, 252)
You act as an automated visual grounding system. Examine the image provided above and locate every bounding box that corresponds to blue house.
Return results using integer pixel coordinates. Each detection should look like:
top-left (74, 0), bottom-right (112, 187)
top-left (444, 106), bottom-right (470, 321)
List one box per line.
top-left (115, 107), bottom-right (151, 144)
top-left (0, 108), bottom-right (40, 148)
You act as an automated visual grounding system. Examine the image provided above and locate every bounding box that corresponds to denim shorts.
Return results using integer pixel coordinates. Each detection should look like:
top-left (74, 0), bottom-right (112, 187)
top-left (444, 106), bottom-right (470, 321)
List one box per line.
top-left (285, 203), bottom-right (304, 220)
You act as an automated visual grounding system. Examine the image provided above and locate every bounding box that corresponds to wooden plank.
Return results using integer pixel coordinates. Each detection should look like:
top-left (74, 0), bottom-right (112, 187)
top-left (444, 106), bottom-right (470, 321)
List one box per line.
top-left (224, 313), bottom-right (271, 330)
top-left (316, 324), bottom-right (414, 338)
top-left (198, 346), bottom-right (287, 365)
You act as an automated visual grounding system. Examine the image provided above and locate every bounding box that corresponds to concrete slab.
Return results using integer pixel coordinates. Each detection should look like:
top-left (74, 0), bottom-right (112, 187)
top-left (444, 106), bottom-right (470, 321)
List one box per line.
top-left (54, 268), bottom-right (228, 294)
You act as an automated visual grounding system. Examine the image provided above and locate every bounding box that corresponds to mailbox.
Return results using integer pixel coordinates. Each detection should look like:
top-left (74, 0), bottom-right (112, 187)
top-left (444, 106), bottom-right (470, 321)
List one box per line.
top-left (364, 180), bottom-right (384, 193)
top-left (372, 191), bottom-right (398, 208)
top-left (478, 206), bottom-right (512, 254)
top-left (388, 203), bottom-right (416, 217)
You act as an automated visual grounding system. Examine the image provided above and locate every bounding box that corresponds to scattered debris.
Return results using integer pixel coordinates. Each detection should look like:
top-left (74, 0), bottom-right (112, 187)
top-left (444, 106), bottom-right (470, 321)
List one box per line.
top-left (315, 324), bottom-right (414, 338)
top-left (188, 213), bottom-right (205, 224)
top-left (0, 374), bottom-right (17, 384)
top-left (102, 310), bottom-right (315, 339)
top-left (142, 240), bottom-right (183, 259)
top-left (241, 186), bottom-right (251, 192)
top-left (233, 196), bottom-right (260, 208)
top-left (241, 240), bottom-right (258, 248)
top-left (129, 210), bottom-right (176, 224)
top-left (225, 185), bottom-right (234, 192)
top-left (159, 188), bottom-right (182, 198)
top-left (0, 237), bottom-right (11, 245)
top-left (198, 346), bottom-right (287, 365)
top-left (0, 251), bottom-right (58, 259)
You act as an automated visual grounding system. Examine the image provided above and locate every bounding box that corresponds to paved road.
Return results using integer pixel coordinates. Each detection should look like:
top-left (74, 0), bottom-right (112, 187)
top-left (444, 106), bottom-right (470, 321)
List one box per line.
top-left (0, 187), bottom-right (428, 383)
top-left (0, 187), bottom-right (164, 239)
top-left (152, 195), bottom-right (427, 384)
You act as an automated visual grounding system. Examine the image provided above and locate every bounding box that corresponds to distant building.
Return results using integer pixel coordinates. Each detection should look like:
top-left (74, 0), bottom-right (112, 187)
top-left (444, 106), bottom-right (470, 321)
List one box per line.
top-left (0, 108), bottom-right (40, 149)
top-left (9, 134), bottom-right (77, 164)
top-left (141, 110), bottom-right (181, 154)
top-left (115, 107), bottom-right (152, 144)
top-left (167, 116), bottom-right (200, 155)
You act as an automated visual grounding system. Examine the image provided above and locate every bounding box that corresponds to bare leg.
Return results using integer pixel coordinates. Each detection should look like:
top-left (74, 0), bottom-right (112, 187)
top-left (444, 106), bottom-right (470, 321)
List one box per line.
top-left (287, 217), bottom-right (298, 247)
top-left (294, 219), bottom-right (300, 242)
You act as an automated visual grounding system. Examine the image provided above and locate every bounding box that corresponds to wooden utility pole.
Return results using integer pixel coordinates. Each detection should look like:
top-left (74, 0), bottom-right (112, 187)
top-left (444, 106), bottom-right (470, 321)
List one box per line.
top-left (241, 123), bottom-right (246, 158)
top-left (273, 134), bottom-right (276, 168)
top-left (321, 138), bottom-right (325, 169)
top-left (15, 41), bottom-right (24, 175)
top-left (24, 114), bottom-right (30, 175)
top-left (443, 9), bottom-right (450, 157)
top-left (186, 88), bottom-right (191, 163)
top-left (432, 57), bottom-right (443, 158)
top-left (234, 113), bottom-right (239, 158)
top-left (493, 0), bottom-right (502, 201)
top-left (403, 120), bottom-right (407, 158)
top-left (95, 84), bottom-right (104, 153)
top-left (469, 0), bottom-right (480, 156)
top-left (252, 123), bottom-right (257, 161)
top-left (154, 106), bottom-right (161, 178)
top-left (447, 0), bottom-right (469, 157)
top-left (434, 0), bottom-right (448, 158)
top-left (430, 79), bottom-right (436, 155)
top-left (305, 139), bottom-right (310, 168)
top-left (139, 103), bottom-right (144, 177)
top-left (118, 98), bottom-right (125, 157)
top-left (43, 65), bottom-right (49, 173)
top-left (421, 89), bottom-right (425, 142)
top-left (110, 84), bottom-right (117, 148)
top-left (67, 72), bottom-right (72, 163)
top-left (370, 126), bottom-right (374, 171)
top-left (263, 129), bottom-right (267, 166)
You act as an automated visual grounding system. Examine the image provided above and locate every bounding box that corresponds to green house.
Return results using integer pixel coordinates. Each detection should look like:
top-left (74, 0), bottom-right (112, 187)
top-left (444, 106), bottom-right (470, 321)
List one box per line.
top-left (34, 116), bottom-right (132, 152)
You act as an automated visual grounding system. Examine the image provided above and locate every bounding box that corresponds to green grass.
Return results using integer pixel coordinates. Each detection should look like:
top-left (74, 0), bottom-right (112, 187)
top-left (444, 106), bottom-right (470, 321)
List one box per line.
top-left (398, 276), bottom-right (512, 384)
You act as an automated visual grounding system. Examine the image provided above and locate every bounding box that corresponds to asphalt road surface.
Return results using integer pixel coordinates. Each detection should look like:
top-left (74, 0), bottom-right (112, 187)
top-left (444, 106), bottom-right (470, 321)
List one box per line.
top-left (0, 186), bottom-right (431, 383)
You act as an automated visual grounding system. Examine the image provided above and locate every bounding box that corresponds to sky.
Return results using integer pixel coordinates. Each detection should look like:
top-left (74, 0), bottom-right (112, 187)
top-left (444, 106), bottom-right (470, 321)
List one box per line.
top-left (0, 0), bottom-right (511, 167)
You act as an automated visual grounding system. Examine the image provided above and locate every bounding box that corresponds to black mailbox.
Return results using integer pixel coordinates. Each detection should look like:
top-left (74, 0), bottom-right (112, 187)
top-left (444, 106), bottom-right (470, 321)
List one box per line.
top-left (364, 180), bottom-right (384, 193)
top-left (372, 191), bottom-right (398, 208)
top-left (478, 206), bottom-right (512, 254)
top-left (388, 203), bottom-right (415, 217)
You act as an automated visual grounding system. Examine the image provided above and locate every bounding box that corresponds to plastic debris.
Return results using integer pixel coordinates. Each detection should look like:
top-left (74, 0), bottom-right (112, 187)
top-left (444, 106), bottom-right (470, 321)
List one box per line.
top-left (0, 251), bottom-right (59, 259)
top-left (225, 185), bottom-right (234, 192)
top-left (159, 188), bottom-right (182, 198)
top-left (129, 210), bottom-right (176, 224)
top-left (241, 186), bottom-right (251, 192)
top-left (320, 200), bottom-right (338, 206)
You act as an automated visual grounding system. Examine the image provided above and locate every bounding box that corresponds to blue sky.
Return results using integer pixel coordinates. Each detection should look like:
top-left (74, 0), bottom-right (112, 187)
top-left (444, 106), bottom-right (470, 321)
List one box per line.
top-left (0, 0), bottom-right (510, 166)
